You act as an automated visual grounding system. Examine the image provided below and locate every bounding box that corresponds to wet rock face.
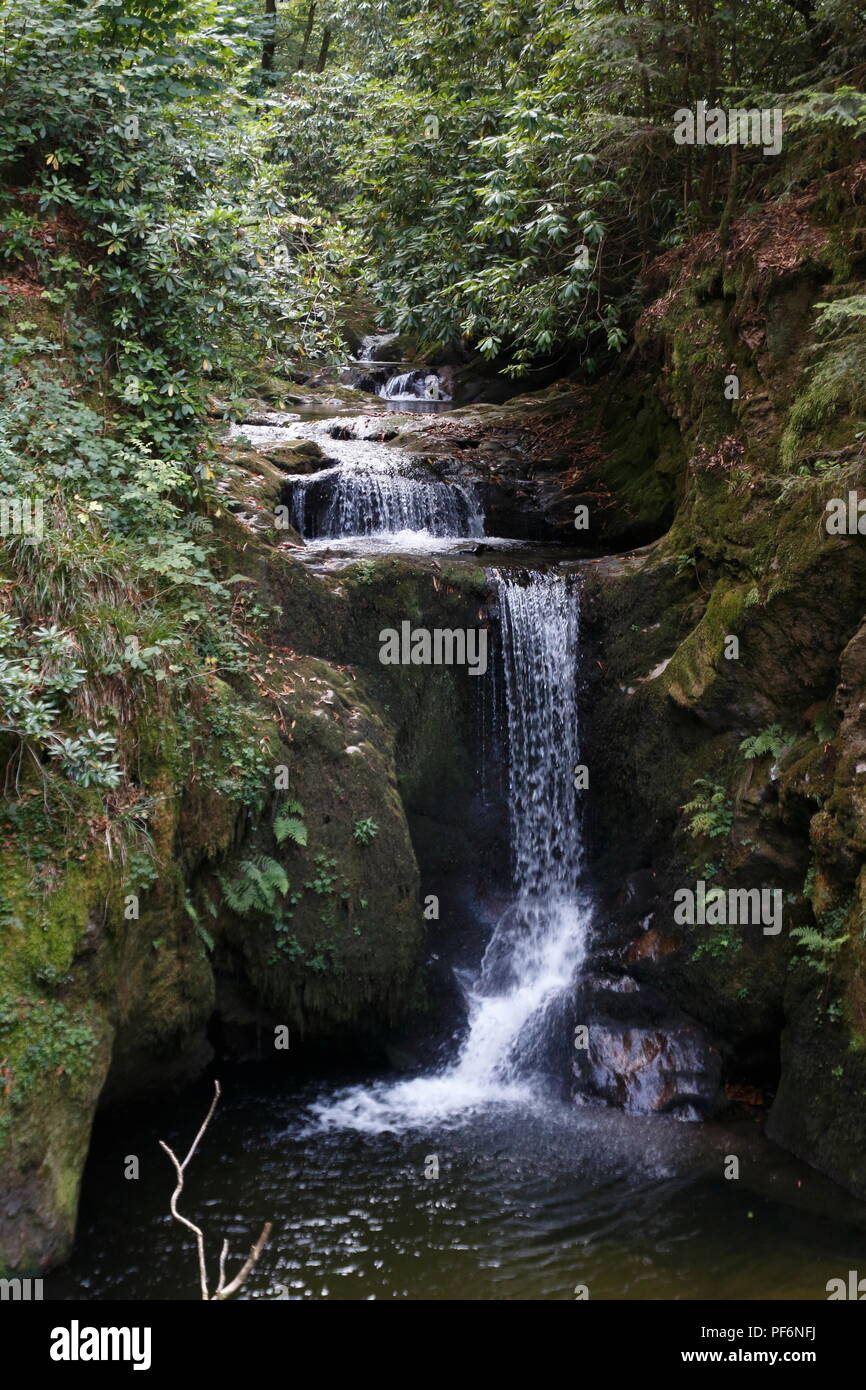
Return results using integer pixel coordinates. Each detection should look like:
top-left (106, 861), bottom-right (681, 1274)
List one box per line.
top-left (574, 221), bottom-right (866, 1193)
top-left (767, 1002), bottom-right (866, 1201)
top-left (573, 1023), bottom-right (722, 1118)
top-left (345, 365), bottom-right (391, 394)
top-left (355, 332), bottom-right (415, 362)
top-left (212, 657), bottom-right (424, 1048)
top-left (581, 523), bottom-right (866, 1176)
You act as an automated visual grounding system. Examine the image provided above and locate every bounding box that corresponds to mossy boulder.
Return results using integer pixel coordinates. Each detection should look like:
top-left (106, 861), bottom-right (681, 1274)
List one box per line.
top-left (262, 440), bottom-right (328, 472)
top-left (213, 656), bottom-right (422, 1041)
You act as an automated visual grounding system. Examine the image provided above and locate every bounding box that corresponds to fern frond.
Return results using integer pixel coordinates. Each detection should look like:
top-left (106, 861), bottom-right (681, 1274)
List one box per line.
top-left (220, 856), bottom-right (289, 915)
top-left (274, 814), bottom-right (307, 846)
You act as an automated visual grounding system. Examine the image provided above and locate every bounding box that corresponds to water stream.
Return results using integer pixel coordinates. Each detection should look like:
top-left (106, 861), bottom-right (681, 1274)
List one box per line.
top-left (55, 391), bottom-right (866, 1301)
top-left (230, 417), bottom-right (484, 549)
top-left (377, 369), bottom-right (451, 402)
top-left (309, 569), bottom-right (589, 1131)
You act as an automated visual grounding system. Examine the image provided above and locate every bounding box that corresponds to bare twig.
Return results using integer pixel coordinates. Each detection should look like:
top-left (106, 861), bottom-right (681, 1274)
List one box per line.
top-left (159, 1079), bottom-right (271, 1300)
top-left (213, 1222), bottom-right (273, 1300)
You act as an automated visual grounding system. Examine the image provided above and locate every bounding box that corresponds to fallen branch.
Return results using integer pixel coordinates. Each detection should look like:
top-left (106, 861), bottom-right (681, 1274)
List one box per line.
top-left (159, 1079), bottom-right (272, 1300)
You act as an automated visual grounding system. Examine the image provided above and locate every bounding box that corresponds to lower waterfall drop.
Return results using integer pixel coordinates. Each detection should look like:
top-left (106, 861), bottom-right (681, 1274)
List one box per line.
top-left (310, 567), bottom-right (591, 1131)
top-left (451, 568), bottom-right (587, 1090)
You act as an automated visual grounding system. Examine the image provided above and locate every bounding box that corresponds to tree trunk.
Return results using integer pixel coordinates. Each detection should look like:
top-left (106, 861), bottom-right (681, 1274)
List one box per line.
top-left (316, 25), bottom-right (331, 73)
top-left (718, 143), bottom-right (739, 250)
top-left (262, 0), bottom-right (277, 72)
top-left (298, 3), bottom-right (316, 69)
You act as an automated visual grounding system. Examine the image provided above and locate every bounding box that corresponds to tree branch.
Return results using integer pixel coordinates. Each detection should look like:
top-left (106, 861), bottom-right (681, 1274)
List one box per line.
top-left (159, 1080), bottom-right (271, 1300)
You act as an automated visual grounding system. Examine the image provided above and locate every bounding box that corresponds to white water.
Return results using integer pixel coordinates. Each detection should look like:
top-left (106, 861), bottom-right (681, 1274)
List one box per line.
top-left (228, 417), bottom-right (482, 543)
top-left (377, 369), bottom-right (451, 402)
top-left (290, 464), bottom-right (482, 540)
top-left (310, 569), bottom-right (590, 1133)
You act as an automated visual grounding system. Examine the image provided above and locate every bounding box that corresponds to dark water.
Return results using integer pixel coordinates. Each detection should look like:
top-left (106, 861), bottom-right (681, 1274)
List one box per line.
top-left (52, 1068), bottom-right (866, 1302)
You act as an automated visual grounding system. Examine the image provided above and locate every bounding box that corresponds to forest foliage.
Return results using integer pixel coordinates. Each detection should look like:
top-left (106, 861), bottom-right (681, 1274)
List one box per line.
top-left (2, 0), bottom-right (865, 400)
top-left (0, 0), bottom-right (864, 809)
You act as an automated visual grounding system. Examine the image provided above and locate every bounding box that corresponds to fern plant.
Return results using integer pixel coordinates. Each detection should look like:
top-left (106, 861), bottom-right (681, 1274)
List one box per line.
top-left (219, 856), bottom-right (289, 916)
top-left (353, 816), bottom-right (378, 845)
top-left (274, 800), bottom-right (307, 847)
top-left (790, 924), bottom-right (849, 975)
top-left (791, 899), bottom-right (852, 975)
top-left (774, 457), bottom-right (847, 505)
top-left (682, 780), bottom-right (732, 840)
top-left (814, 295), bottom-right (866, 337)
top-left (739, 724), bottom-right (793, 761)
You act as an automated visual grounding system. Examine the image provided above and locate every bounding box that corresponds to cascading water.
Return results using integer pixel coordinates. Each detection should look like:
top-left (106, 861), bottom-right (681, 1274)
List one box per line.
top-left (310, 567), bottom-right (590, 1131)
top-left (377, 369), bottom-right (451, 402)
top-left (229, 417), bottom-right (483, 545)
top-left (290, 465), bottom-right (483, 540)
top-left (462, 570), bottom-right (587, 1086)
top-left (378, 370), bottom-right (416, 399)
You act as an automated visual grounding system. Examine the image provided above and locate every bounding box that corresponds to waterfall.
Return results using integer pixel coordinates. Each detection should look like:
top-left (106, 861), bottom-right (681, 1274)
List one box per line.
top-left (377, 370), bottom-right (451, 402)
top-left (289, 467), bottom-right (484, 540)
top-left (228, 417), bottom-right (477, 543)
top-left (440, 569), bottom-right (587, 1092)
top-left (378, 371), bottom-right (415, 399)
top-left (497, 571), bottom-right (583, 895)
top-left (309, 568), bottom-right (590, 1130)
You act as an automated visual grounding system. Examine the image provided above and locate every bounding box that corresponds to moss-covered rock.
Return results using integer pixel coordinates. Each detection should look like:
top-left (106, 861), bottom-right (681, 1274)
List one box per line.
top-left (581, 187), bottom-right (866, 1189)
top-left (0, 445), bottom-right (493, 1272)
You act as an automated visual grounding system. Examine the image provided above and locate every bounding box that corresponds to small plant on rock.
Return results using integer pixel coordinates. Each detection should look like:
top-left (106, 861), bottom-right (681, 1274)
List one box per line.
top-left (353, 816), bottom-right (378, 845)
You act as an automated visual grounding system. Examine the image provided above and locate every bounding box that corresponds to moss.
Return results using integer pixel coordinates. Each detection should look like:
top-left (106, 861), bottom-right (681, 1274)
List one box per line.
top-left (193, 679), bottom-right (276, 808)
top-left (0, 852), bottom-right (114, 1273)
top-left (0, 834), bottom-right (114, 998)
top-left (0, 294), bottom-right (67, 348)
top-left (0, 993), bottom-right (100, 1142)
top-left (663, 581), bottom-right (752, 714)
top-left (780, 331), bottom-right (866, 466)
top-left (213, 654), bottom-right (424, 1039)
